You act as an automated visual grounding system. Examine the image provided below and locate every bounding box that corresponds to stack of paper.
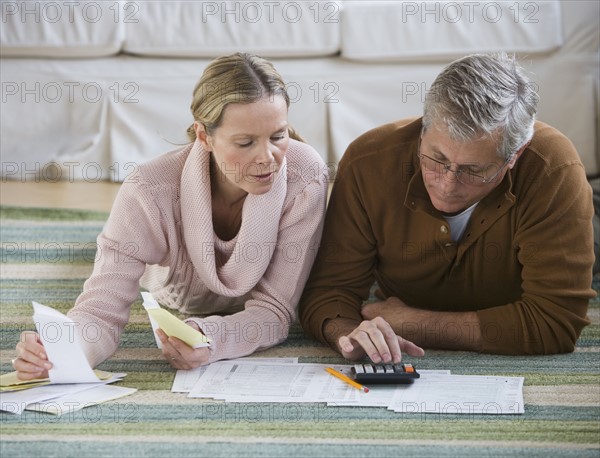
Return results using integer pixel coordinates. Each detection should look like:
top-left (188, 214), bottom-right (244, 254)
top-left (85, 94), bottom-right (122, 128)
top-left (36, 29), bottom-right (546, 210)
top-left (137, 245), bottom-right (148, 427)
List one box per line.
top-left (173, 359), bottom-right (524, 415)
top-left (0, 302), bottom-right (136, 415)
top-left (1, 372), bottom-right (135, 415)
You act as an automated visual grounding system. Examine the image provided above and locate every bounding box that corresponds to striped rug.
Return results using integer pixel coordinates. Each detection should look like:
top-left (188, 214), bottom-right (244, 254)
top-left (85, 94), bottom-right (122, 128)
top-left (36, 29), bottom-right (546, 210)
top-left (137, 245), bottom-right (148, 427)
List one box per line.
top-left (1, 205), bottom-right (599, 458)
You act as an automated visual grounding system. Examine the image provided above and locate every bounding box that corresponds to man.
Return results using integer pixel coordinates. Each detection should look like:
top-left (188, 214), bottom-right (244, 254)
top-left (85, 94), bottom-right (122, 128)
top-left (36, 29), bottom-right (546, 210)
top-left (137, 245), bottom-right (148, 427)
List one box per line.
top-left (299, 53), bottom-right (595, 362)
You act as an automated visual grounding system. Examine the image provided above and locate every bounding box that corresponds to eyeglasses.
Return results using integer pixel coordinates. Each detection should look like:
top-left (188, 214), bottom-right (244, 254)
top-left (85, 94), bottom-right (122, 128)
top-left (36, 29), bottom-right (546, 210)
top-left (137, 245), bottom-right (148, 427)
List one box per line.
top-left (417, 150), bottom-right (513, 187)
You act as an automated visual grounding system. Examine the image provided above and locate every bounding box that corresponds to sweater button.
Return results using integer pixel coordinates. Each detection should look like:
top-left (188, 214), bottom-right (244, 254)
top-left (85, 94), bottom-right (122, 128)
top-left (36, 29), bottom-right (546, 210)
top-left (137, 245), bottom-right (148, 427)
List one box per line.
top-left (440, 225), bottom-right (448, 234)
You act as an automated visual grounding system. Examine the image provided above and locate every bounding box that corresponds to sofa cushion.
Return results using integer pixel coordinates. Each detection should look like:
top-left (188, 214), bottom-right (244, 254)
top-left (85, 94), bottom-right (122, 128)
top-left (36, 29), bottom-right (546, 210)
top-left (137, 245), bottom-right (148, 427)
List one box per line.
top-left (0, 57), bottom-right (330, 181)
top-left (0, 1), bottom-right (124, 57)
top-left (123, 1), bottom-right (341, 57)
top-left (341, 1), bottom-right (563, 61)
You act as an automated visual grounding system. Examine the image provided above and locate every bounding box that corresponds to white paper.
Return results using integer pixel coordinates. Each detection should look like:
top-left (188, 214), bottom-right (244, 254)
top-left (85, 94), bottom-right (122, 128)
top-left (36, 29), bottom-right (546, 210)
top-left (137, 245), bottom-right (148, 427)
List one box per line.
top-left (185, 361), bottom-right (524, 415)
top-left (307, 365), bottom-right (362, 404)
top-left (0, 373), bottom-right (128, 414)
top-left (32, 301), bottom-right (100, 384)
top-left (26, 385), bottom-right (138, 415)
top-left (172, 357), bottom-right (298, 393)
top-left (140, 291), bottom-right (163, 349)
top-left (188, 362), bottom-right (335, 402)
top-left (388, 374), bottom-right (525, 414)
top-left (329, 370), bottom-right (452, 407)
top-left (0, 382), bottom-right (107, 414)
top-left (172, 366), bottom-right (205, 393)
top-left (187, 362), bottom-right (365, 403)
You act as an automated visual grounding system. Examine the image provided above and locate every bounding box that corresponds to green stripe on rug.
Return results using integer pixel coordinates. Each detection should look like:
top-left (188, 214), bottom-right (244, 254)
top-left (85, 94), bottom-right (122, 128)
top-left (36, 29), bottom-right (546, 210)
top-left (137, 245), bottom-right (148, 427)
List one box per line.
top-left (0, 206), bottom-right (109, 221)
top-left (1, 416), bottom-right (598, 444)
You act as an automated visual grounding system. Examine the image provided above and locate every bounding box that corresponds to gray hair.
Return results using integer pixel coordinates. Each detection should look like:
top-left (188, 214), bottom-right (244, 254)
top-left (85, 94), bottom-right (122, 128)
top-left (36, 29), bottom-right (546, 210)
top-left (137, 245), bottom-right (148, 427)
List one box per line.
top-left (422, 53), bottom-right (539, 159)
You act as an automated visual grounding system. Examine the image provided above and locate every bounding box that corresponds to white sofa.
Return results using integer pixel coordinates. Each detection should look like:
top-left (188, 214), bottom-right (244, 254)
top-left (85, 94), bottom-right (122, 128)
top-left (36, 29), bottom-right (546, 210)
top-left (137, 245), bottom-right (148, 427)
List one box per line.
top-left (1, 1), bottom-right (598, 182)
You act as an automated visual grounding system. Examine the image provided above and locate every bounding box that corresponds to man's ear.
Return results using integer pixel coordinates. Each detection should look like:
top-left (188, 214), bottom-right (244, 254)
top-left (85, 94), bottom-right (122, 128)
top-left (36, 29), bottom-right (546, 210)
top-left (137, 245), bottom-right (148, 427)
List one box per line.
top-left (508, 141), bottom-right (530, 169)
top-left (194, 121), bottom-right (211, 151)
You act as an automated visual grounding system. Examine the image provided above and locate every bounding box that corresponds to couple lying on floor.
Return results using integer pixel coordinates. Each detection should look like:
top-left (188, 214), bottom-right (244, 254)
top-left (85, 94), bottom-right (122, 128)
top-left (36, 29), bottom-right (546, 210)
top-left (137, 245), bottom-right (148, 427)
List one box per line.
top-left (13, 52), bottom-right (596, 380)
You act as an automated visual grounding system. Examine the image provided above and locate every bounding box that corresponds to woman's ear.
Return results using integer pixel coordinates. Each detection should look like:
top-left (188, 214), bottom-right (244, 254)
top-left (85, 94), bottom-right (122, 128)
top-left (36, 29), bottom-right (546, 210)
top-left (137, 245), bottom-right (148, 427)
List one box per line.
top-left (194, 122), bottom-right (211, 151)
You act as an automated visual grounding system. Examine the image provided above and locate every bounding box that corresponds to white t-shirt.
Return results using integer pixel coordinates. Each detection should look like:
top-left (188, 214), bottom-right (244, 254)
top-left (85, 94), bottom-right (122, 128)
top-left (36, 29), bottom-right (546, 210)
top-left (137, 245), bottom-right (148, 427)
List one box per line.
top-left (443, 202), bottom-right (479, 242)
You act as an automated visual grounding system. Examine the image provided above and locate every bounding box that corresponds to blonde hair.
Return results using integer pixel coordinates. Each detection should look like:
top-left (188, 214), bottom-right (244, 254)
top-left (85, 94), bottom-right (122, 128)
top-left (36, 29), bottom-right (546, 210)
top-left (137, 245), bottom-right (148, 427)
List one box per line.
top-left (186, 53), bottom-right (304, 143)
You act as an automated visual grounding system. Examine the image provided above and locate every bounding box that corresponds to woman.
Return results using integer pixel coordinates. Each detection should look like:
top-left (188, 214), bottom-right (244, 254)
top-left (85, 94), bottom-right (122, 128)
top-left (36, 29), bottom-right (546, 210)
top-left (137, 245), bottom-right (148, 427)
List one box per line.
top-left (13, 53), bottom-right (328, 378)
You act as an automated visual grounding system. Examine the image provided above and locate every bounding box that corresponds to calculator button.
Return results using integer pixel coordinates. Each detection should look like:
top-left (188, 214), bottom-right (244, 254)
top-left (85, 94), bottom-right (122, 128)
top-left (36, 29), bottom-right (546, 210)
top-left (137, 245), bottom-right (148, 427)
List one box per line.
top-left (353, 364), bottom-right (365, 374)
top-left (364, 365), bottom-right (374, 373)
top-left (384, 365), bottom-right (394, 373)
top-left (404, 364), bottom-right (415, 373)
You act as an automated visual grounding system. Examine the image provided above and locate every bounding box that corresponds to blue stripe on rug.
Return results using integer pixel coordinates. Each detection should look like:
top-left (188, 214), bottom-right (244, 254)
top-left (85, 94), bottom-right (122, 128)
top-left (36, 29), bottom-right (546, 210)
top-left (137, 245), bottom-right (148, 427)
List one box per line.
top-left (1, 441), bottom-right (599, 458)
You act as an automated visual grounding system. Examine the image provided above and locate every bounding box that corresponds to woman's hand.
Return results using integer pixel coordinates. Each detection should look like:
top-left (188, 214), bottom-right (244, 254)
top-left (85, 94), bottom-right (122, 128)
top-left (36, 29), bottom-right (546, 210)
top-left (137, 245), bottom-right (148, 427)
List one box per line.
top-left (156, 324), bottom-right (210, 370)
top-left (13, 331), bottom-right (53, 380)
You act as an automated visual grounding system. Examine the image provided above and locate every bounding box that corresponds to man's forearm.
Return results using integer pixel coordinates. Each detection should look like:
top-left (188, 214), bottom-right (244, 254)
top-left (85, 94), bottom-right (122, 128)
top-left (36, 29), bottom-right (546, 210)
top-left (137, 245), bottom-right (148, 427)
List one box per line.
top-left (397, 309), bottom-right (482, 351)
top-left (362, 299), bottom-right (483, 351)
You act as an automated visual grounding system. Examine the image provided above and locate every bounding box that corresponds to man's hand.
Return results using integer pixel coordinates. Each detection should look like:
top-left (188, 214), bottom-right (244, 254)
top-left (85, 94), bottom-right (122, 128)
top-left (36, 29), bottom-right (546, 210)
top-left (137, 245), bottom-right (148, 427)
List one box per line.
top-left (362, 297), bottom-right (413, 325)
top-left (323, 317), bottom-right (424, 364)
top-left (156, 323), bottom-right (210, 370)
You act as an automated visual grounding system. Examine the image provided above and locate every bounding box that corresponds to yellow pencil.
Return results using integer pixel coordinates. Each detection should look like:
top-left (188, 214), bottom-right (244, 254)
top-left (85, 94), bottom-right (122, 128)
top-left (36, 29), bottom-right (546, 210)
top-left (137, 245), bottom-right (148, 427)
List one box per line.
top-left (325, 367), bottom-right (369, 393)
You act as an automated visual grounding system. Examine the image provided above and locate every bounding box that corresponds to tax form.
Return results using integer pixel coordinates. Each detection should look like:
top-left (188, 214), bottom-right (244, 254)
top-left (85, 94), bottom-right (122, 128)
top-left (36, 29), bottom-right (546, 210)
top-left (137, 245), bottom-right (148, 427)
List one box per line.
top-left (329, 370), bottom-right (451, 407)
top-left (188, 361), bottom-right (351, 402)
top-left (388, 374), bottom-right (524, 414)
top-left (172, 357), bottom-right (298, 393)
top-left (185, 360), bottom-right (525, 414)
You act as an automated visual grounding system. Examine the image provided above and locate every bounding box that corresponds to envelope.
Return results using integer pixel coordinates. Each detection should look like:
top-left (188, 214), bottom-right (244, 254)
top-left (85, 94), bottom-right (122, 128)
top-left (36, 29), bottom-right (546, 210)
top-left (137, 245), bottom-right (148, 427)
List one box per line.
top-left (141, 292), bottom-right (211, 349)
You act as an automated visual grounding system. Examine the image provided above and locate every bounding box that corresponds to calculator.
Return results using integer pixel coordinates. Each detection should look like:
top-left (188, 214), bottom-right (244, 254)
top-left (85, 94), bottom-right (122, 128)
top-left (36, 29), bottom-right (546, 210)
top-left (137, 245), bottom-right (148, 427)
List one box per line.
top-left (351, 363), bottom-right (420, 384)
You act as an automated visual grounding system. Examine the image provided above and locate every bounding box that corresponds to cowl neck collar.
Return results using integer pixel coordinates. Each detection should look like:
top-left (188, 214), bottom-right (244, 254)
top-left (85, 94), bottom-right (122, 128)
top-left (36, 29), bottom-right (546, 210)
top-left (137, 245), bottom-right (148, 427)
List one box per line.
top-left (180, 141), bottom-right (287, 297)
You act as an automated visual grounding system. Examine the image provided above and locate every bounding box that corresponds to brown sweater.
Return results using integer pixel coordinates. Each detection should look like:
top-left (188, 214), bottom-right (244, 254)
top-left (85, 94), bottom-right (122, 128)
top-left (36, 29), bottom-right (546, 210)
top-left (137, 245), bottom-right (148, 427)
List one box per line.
top-left (299, 118), bottom-right (595, 355)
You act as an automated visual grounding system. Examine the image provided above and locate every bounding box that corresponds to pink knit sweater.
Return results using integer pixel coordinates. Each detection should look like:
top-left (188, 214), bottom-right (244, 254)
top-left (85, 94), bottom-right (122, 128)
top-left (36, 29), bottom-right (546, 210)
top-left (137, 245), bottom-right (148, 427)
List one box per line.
top-left (68, 139), bottom-right (328, 367)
